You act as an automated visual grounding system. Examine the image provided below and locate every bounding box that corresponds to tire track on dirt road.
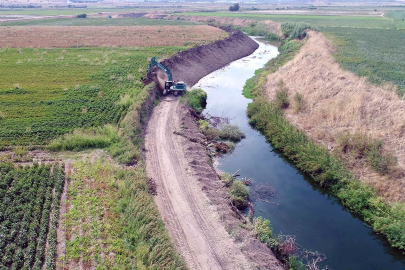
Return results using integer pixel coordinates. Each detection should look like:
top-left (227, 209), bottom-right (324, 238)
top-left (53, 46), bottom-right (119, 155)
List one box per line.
top-left (145, 96), bottom-right (252, 269)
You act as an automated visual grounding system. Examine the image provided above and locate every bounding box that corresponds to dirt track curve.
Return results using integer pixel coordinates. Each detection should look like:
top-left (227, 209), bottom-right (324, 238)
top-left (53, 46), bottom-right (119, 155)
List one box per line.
top-left (144, 27), bottom-right (283, 269)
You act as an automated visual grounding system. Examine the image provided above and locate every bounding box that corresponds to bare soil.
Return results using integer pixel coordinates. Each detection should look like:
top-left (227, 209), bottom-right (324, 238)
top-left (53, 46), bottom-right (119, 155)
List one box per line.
top-left (145, 28), bottom-right (283, 269)
top-left (0, 25), bottom-right (227, 48)
top-left (264, 30), bottom-right (405, 204)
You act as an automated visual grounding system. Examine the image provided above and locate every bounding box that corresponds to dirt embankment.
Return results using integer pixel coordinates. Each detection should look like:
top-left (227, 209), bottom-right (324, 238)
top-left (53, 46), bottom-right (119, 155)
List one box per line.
top-left (145, 28), bottom-right (283, 269)
top-left (144, 12), bottom-right (283, 37)
top-left (145, 26), bottom-right (259, 88)
top-left (264, 30), bottom-right (405, 204)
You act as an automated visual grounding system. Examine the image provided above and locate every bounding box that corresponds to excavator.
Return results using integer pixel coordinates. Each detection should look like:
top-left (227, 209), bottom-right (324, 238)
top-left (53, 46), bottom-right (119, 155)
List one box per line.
top-left (147, 57), bottom-right (187, 96)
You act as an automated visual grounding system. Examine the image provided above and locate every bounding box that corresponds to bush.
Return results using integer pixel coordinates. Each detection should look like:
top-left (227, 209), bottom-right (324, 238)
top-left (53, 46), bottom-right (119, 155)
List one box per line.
top-left (220, 172), bottom-right (234, 187)
top-left (77, 13), bottom-right (87, 18)
top-left (337, 133), bottom-right (397, 175)
top-left (281, 22), bottom-right (313, 40)
top-left (183, 88), bottom-right (207, 113)
top-left (218, 124), bottom-right (246, 142)
top-left (253, 217), bottom-right (273, 245)
top-left (229, 3), bottom-right (240, 12)
top-left (293, 92), bottom-right (303, 113)
top-left (275, 80), bottom-right (289, 109)
top-left (230, 180), bottom-right (249, 209)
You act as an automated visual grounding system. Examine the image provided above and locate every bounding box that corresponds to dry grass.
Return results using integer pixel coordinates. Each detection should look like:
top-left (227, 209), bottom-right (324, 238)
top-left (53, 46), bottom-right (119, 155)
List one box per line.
top-left (264, 30), bottom-right (405, 203)
top-left (0, 25), bottom-right (227, 48)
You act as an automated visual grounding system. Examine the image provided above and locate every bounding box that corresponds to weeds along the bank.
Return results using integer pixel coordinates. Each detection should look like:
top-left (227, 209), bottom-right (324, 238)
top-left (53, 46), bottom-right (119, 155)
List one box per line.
top-left (64, 159), bottom-right (186, 269)
top-left (245, 39), bottom-right (405, 251)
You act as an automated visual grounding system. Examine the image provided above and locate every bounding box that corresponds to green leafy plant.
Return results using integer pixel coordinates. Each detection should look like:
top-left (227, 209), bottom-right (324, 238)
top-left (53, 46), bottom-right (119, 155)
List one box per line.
top-left (182, 88), bottom-right (207, 113)
top-left (230, 180), bottom-right (249, 209)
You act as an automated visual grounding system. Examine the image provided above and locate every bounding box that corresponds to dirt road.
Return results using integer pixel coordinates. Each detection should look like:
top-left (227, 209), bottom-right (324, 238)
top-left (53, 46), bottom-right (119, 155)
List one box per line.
top-left (145, 96), bottom-right (253, 269)
top-left (143, 27), bottom-right (283, 269)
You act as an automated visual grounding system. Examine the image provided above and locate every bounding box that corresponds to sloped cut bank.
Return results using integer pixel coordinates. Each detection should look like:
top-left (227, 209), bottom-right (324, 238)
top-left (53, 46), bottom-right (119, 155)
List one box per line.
top-left (144, 26), bottom-right (258, 88)
top-left (144, 28), bottom-right (284, 269)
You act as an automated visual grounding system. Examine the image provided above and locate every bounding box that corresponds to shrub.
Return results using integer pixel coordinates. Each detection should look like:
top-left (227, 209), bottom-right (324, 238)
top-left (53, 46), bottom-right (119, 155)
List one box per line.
top-left (77, 13), bottom-right (87, 18)
top-left (281, 22), bottom-right (313, 40)
top-left (217, 124), bottom-right (246, 142)
top-left (13, 146), bottom-right (27, 156)
top-left (183, 88), bottom-right (207, 113)
top-left (230, 180), bottom-right (249, 209)
top-left (275, 80), bottom-right (289, 109)
top-left (220, 172), bottom-right (234, 187)
top-left (337, 133), bottom-right (397, 175)
top-left (229, 3), bottom-right (240, 11)
top-left (253, 217), bottom-right (273, 245)
top-left (293, 92), bottom-right (303, 113)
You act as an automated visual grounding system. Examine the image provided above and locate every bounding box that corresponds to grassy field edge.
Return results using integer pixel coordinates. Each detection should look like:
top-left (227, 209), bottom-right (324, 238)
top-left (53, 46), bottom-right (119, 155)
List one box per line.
top-left (245, 37), bottom-right (405, 252)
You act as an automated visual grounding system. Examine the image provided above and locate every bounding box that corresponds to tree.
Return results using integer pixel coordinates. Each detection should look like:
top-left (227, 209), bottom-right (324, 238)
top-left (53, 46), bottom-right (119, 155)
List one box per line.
top-left (229, 3), bottom-right (240, 12)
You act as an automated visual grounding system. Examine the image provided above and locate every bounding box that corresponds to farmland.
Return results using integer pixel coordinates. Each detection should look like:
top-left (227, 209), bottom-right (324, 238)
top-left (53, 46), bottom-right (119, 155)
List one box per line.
top-left (0, 17), bottom-right (197, 26)
top-left (0, 24), bottom-right (226, 148)
top-left (0, 46), bottom-right (183, 147)
top-left (62, 159), bottom-right (185, 269)
top-left (181, 10), bottom-right (405, 94)
top-left (0, 17), bottom-right (229, 270)
top-left (0, 25), bottom-right (227, 48)
top-left (0, 162), bottom-right (65, 269)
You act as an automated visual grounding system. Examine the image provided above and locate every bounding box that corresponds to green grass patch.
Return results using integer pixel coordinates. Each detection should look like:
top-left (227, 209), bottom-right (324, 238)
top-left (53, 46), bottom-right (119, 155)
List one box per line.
top-left (0, 8), bottom-right (140, 16)
top-left (323, 27), bottom-right (405, 96)
top-left (179, 12), bottom-right (404, 29)
top-left (64, 160), bottom-right (185, 269)
top-left (182, 88), bottom-right (207, 113)
top-left (0, 46), bottom-right (184, 148)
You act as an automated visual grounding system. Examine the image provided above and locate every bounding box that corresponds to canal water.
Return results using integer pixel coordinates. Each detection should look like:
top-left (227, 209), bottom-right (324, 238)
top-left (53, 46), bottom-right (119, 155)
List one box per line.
top-left (193, 38), bottom-right (405, 269)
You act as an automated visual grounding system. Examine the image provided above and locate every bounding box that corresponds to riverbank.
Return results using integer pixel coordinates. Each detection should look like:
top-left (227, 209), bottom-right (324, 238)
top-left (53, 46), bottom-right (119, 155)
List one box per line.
top-left (144, 28), bottom-right (285, 269)
top-left (246, 30), bottom-right (405, 252)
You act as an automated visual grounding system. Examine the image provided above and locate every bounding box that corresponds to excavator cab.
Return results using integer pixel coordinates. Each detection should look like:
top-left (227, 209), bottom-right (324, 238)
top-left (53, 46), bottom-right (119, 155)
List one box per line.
top-left (165, 81), bottom-right (173, 90)
top-left (148, 57), bottom-right (187, 96)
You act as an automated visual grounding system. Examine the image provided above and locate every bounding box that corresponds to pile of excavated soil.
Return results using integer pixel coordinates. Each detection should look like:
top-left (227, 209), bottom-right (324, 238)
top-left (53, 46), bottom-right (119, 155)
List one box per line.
top-left (144, 27), bottom-right (283, 269)
top-left (265, 30), bottom-right (405, 204)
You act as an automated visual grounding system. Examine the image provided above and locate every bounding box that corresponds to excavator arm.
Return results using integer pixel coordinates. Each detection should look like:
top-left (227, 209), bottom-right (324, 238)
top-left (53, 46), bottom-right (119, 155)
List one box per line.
top-left (147, 57), bottom-right (173, 82)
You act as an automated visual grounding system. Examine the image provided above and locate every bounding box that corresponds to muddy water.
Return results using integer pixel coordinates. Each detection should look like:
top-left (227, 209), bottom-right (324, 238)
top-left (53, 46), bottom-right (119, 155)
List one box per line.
top-left (193, 38), bottom-right (405, 270)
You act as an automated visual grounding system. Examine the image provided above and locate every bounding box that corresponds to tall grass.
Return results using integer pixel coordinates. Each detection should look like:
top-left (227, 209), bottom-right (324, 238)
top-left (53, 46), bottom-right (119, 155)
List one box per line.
top-left (65, 160), bottom-right (186, 269)
top-left (245, 44), bottom-right (405, 251)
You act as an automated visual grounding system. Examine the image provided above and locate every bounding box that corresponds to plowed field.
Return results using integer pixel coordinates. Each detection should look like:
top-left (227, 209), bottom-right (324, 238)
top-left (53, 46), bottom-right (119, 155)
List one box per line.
top-left (0, 25), bottom-right (227, 48)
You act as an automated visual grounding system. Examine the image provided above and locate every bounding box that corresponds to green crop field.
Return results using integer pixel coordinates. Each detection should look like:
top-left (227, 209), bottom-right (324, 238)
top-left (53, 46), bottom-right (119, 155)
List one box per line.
top-left (0, 46), bottom-right (183, 147)
top-left (181, 10), bottom-right (405, 94)
top-left (0, 162), bottom-right (65, 270)
top-left (0, 17), bottom-right (197, 26)
top-left (0, 8), bottom-right (138, 16)
top-left (324, 27), bottom-right (405, 94)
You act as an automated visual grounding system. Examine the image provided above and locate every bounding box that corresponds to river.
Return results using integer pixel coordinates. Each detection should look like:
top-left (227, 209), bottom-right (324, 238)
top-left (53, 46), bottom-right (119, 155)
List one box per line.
top-left (193, 37), bottom-right (405, 270)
